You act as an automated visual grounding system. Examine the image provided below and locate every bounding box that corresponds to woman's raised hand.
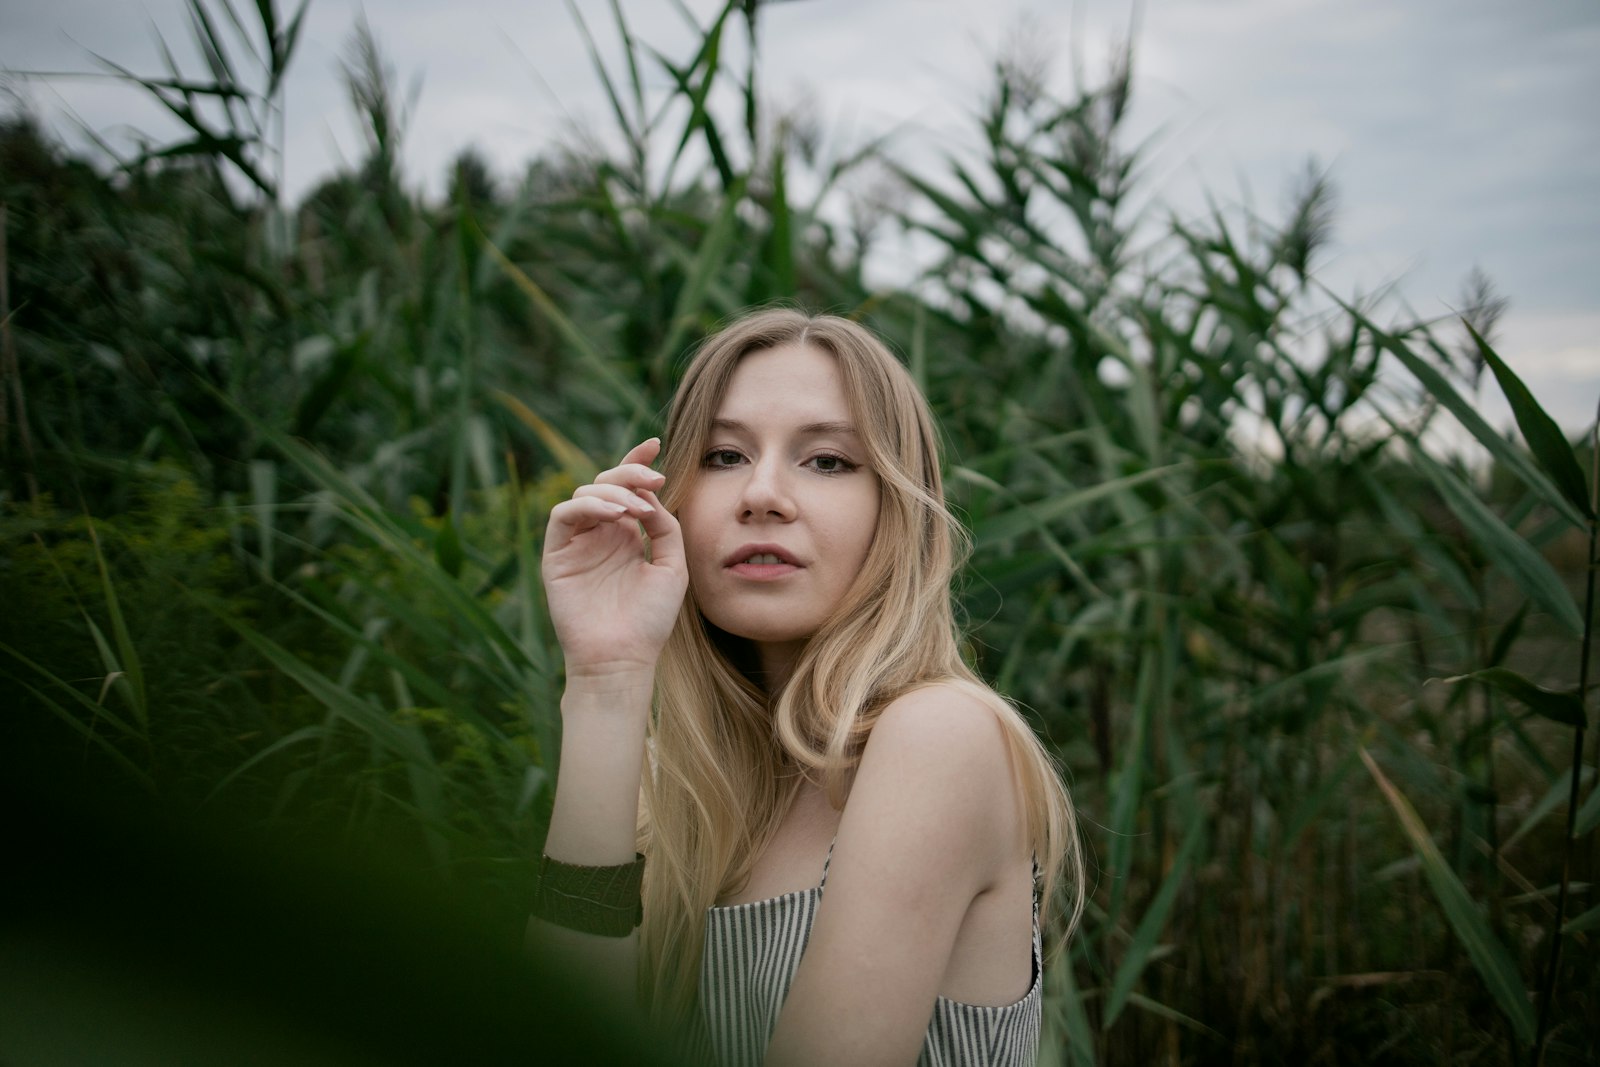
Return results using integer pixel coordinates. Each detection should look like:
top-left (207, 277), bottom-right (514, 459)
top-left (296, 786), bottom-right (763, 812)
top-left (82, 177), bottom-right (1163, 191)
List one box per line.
top-left (542, 438), bottom-right (689, 678)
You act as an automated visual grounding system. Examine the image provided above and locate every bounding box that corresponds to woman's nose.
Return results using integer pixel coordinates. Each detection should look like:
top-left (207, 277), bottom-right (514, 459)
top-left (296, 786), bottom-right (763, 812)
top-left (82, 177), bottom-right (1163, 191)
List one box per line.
top-left (738, 458), bottom-right (795, 520)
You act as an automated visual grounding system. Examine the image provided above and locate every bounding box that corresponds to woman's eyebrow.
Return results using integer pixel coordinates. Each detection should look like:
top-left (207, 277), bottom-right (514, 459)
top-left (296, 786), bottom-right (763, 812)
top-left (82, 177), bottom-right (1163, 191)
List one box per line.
top-left (711, 417), bottom-right (859, 437)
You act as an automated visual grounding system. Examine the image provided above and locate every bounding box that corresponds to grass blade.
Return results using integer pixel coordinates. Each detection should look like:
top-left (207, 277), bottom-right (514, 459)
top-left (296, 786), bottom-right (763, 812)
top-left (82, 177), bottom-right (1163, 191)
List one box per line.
top-left (1125, 992), bottom-right (1226, 1041)
top-left (202, 723), bottom-right (325, 804)
top-left (1360, 746), bottom-right (1535, 1044)
top-left (973, 463), bottom-right (1184, 548)
top-left (86, 522), bottom-right (147, 731)
top-left (1503, 768), bottom-right (1592, 851)
top-left (1467, 321), bottom-right (1593, 520)
top-left (479, 231), bottom-right (649, 422)
top-left (1575, 779), bottom-right (1600, 837)
top-left (1041, 947), bottom-right (1096, 1067)
top-left (567, 0), bottom-right (643, 176)
top-left (1562, 902), bottom-right (1600, 935)
top-left (1436, 667), bottom-right (1585, 728)
top-left (16, 683), bottom-right (156, 790)
top-left (495, 390), bottom-right (597, 484)
top-left (758, 143), bottom-right (795, 299)
top-left (217, 609), bottom-right (433, 765)
top-left (1412, 447), bottom-right (1584, 637)
top-left (1104, 814), bottom-right (1204, 1027)
top-left (249, 458), bottom-right (276, 580)
top-left (650, 175), bottom-right (747, 378)
top-left (1, 647), bottom-right (145, 744)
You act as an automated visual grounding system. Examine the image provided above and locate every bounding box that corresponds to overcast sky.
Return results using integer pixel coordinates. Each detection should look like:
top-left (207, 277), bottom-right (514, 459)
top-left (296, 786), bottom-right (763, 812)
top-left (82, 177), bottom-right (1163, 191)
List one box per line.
top-left (4, 0), bottom-right (1596, 433)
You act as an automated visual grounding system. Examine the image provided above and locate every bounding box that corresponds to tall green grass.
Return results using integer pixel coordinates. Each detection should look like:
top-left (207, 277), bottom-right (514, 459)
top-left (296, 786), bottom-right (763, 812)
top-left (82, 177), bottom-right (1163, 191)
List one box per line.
top-left (2, 1), bottom-right (1595, 1062)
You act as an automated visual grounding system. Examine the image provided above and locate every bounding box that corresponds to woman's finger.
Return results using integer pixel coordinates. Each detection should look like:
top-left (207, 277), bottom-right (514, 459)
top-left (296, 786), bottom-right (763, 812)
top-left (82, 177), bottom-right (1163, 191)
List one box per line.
top-left (573, 482), bottom-right (657, 515)
top-left (633, 487), bottom-right (683, 563)
top-left (593, 438), bottom-right (666, 489)
top-left (618, 437), bottom-right (662, 468)
top-left (593, 462), bottom-right (667, 492)
top-left (545, 496), bottom-right (633, 552)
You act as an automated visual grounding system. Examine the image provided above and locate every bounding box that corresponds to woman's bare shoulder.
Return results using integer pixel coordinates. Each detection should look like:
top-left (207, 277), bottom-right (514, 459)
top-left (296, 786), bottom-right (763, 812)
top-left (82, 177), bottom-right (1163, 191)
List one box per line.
top-left (868, 680), bottom-right (1017, 766)
top-left (855, 680), bottom-right (1024, 838)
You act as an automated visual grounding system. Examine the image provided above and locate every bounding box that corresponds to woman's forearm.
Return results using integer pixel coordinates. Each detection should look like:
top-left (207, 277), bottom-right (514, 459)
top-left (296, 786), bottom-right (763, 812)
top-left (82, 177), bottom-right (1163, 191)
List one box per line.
top-left (528, 668), bottom-right (656, 1003)
top-left (544, 667), bottom-right (656, 864)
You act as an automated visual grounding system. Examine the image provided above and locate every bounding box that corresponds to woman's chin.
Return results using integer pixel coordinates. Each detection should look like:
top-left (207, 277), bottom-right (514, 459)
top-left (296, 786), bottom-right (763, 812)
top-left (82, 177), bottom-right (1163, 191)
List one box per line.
top-left (703, 609), bottom-right (816, 648)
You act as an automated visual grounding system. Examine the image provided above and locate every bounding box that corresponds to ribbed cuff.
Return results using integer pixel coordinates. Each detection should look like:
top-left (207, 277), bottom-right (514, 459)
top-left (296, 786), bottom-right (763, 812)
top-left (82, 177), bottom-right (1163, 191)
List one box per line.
top-left (532, 853), bottom-right (645, 937)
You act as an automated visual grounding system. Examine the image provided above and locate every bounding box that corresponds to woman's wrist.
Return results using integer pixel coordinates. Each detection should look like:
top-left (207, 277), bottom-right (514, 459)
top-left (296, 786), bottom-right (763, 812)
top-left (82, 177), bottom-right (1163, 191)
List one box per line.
top-left (564, 657), bottom-right (658, 683)
top-left (561, 662), bottom-right (656, 715)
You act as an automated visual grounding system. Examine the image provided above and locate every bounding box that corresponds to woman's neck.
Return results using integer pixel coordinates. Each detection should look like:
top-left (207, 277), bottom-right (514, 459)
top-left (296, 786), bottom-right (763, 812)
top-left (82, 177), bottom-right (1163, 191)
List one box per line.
top-left (755, 639), bottom-right (804, 690)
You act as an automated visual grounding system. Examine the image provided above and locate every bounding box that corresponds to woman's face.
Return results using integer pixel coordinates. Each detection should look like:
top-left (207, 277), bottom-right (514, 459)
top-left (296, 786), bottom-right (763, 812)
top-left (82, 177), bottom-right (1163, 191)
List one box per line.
top-left (679, 342), bottom-right (882, 677)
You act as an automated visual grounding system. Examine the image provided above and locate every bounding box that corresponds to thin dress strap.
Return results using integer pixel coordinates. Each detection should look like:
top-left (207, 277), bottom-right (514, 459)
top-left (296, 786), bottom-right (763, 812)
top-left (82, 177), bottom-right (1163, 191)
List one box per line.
top-left (818, 836), bottom-right (837, 890)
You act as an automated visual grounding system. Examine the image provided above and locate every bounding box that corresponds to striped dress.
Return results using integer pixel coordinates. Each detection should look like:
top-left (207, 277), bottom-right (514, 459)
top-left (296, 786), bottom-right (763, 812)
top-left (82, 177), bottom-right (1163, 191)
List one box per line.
top-left (698, 848), bottom-right (1042, 1066)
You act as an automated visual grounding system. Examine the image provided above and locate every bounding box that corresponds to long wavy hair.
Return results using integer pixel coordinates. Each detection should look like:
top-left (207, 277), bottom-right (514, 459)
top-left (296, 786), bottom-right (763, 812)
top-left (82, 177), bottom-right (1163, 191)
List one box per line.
top-left (638, 308), bottom-right (1082, 1019)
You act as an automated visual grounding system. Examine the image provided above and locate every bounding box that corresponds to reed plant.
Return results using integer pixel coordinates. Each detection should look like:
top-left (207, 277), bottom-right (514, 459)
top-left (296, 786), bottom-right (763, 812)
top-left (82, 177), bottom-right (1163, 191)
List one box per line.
top-left (2, 1), bottom-right (1594, 1062)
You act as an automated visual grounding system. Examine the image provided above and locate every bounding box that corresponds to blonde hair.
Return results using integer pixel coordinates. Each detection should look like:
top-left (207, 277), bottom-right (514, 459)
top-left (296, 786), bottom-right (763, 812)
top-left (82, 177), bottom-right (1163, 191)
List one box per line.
top-left (638, 308), bottom-right (1082, 1019)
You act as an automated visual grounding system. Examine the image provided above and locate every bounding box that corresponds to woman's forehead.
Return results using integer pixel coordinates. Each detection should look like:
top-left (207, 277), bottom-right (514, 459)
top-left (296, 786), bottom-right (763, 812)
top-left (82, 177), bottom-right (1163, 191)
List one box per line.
top-left (712, 344), bottom-right (853, 425)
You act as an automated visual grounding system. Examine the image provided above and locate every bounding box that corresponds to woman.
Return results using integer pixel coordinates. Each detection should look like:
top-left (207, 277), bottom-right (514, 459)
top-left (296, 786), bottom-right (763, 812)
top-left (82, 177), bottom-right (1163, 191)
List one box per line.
top-left (532, 309), bottom-right (1082, 1065)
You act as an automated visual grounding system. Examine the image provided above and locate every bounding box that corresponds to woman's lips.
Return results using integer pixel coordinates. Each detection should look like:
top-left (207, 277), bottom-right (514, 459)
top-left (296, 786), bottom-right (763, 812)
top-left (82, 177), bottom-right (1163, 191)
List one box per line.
top-left (727, 561), bottom-right (802, 580)
top-left (723, 544), bottom-right (803, 580)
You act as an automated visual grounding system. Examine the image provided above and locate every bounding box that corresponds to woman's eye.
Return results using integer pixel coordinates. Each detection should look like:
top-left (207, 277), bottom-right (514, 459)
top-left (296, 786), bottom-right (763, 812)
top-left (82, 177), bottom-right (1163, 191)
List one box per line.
top-left (703, 449), bottom-right (744, 468)
top-left (809, 453), bottom-right (855, 474)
